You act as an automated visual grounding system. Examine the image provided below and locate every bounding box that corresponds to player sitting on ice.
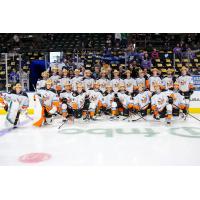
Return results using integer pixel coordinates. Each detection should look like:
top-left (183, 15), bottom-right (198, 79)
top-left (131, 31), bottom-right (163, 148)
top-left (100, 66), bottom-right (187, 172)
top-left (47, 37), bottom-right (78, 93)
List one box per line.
top-left (59, 83), bottom-right (75, 122)
top-left (133, 84), bottom-right (152, 117)
top-left (82, 70), bottom-right (95, 91)
top-left (110, 83), bottom-right (132, 119)
top-left (33, 79), bottom-right (59, 126)
top-left (101, 84), bottom-right (115, 116)
top-left (176, 66), bottom-right (195, 113)
top-left (147, 68), bottom-right (162, 92)
top-left (71, 83), bottom-right (86, 118)
top-left (3, 83), bottom-right (29, 128)
top-left (84, 82), bottom-right (103, 120)
top-left (36, 71), bottom-right (49, 90)
top-left (124, 70), bottom-right (137, 95)
top-left (151, 84), bottom-right (173, 124)
top-left (164, 82), bottom-right (187, 118)
top-left (71, 69), bottom-right (83, 91)
top-left (96, 70), bottom-right (109, 93)
top-left (110, 70), bottom-right (124, 93)
top-left (161, 69), bottom-right (175, 90)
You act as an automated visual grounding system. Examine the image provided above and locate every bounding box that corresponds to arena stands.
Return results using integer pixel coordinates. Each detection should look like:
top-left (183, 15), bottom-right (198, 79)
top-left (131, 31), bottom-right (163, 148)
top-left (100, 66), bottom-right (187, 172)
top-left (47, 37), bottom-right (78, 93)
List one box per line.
top-left (0, 33), bottom-right (200, 92)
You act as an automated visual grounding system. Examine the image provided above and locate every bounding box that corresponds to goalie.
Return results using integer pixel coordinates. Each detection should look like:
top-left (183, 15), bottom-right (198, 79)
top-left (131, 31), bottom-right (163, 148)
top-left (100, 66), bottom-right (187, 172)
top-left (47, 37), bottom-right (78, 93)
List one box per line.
top-left (2, 83), bottom-right (29, 128)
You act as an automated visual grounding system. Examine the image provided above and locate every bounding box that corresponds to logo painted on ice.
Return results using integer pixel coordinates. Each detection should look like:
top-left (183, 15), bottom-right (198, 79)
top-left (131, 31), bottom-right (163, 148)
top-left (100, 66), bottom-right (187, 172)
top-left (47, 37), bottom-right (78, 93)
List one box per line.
top-left (19, 153), bottom-right (51, 163)
top-left (59, 127), bottom-right (200, 138)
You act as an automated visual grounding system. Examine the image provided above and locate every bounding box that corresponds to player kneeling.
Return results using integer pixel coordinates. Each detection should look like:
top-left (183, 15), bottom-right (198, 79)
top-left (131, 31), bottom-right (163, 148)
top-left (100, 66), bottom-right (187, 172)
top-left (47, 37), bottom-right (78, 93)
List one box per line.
top-left (59, 83), bottom-right (76, 122)
top-left (151, 84), bottom-right (173, 124)
top-left (116, 83), bottom-right (132, 117)
top-left (71, 83), bottom-right (86, 119)
top-left (33, 79), bottom-right (59, 126)
top-left (101, 85), bottom-right (115, 116)
top-left (165, 82), bottom-right (187, 119)
top-left (83, 82), bottom-right (103, 120)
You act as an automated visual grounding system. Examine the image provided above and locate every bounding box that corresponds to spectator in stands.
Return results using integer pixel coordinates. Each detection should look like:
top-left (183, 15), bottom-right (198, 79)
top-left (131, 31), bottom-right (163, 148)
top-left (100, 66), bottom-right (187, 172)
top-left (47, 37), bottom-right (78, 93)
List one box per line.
top-left (92, 64), bottom-right (101, 79)
top-left (141, 53), bottom-right (152, 69)
top-left (119, 65), bottom-right (126, 79)
top-left (9, 68), bottom-right (20, 84)
top-left (128, 61), bottom-right (139, 78)
top-left (151, 48), bottom-right (159, 59)
top-left (184, 48), bottom-right (196, 59)
top-left (173, 43), bottom-right (182, 59)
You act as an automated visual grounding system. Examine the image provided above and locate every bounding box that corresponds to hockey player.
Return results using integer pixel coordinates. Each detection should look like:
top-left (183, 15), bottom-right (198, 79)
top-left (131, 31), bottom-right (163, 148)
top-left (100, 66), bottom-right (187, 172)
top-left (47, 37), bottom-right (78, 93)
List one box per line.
top-left (162, 69), bottom-right (175, 90)
top-left (82, 70), bottom-right (95, 91)
top-left (49, 66), bottom-right (60, 84)
top-left (151, 84), bottom-right (173, 124)
top-left (71, 69), bottom-right (83, 91)
top-left (115, 83), bottom-right (132, 117)
top-left (124, 70), bottom-right (137, 95)
top-left (96, 70), bottom-right (109, 93)
top-left (84, 82), bottom-right (103, 120)
top-left (33, 79), bottom-right (59, 126)
top-left (110, 70), bottom-right (124, 92)
top-left (148, 68), bottom-right (162, 92)
top-left (59, 83), bottom-right (74, 122)
top-left (71, 83), bottom-right (86, 118)
top-left (101, 84), bottom-right (115, 116)
top-left (36, 71), bottom-right (49, 90)
top-left (4, 83), bottom-right (29, 128)
top-left (133, 84), bottom-right (152, 117)
top-left (176, 67), bottom-right (195, 111)
top-left (59, 69), bottom-right (71, 89)
top-left (135, 69), bottom-right (147, 90)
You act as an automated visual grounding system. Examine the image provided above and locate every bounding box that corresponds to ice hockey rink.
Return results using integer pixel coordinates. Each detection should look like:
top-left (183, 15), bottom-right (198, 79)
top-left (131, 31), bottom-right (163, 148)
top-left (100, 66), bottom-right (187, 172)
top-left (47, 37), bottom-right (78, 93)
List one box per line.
top-left (0, 114), bottom-right (200, 166)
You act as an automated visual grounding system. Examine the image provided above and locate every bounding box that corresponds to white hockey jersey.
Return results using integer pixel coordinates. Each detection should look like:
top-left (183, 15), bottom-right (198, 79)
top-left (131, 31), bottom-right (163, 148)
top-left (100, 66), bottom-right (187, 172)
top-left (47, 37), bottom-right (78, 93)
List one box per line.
top-left (135, 77), bottom-right (146, 89)
top-left (134, 91), bottom-right (151, 108)
top-left (83, 77), bottom-right (95, 91)
top-left (36, 79), bottom-right (46, 90)
top-left (59, 77), bottom-right (71, 88)
top-left (71, 90), bottom-right (86, 109)
top-left (176, 75), bottom-right (193, 92)
top-left (102, 91), bottom-right (115, 109)
top-left (60, 90), bottom-right (74, 108)
top-left (116, 91), bottom-right (131, 108)
top-left (71, 76), bottom-right (83, 91)
top-left (36, 88), bottom-right (58, 107)
top-left (163, 90), bottom-right (185, 107)
top-left (96, 78), bottom-right (109, 93)
top-left (162, 77), bottom-right (174, 90)
top-left (49, 75), bottom-right (60, 84)
top-left (151, 92), bottom-right (168, 111)
top-left (148, 76), bottom-right (162, 92)
top-left (110, 78), bottom-right (124, 92)
top-left (124, 78), bottom-right (137, 93)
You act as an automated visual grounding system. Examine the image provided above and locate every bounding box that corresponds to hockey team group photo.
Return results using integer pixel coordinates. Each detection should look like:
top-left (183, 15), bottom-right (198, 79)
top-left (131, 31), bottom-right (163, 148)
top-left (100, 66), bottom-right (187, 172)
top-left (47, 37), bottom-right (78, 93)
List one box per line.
top-left (0, 33), bottom-right (200, 165)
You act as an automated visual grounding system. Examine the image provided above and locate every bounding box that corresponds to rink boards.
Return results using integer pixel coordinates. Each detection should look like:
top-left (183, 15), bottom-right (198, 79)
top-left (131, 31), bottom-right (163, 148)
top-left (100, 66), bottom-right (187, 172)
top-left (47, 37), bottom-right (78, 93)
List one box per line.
top-left (0, 91), bottom-right (200, 114)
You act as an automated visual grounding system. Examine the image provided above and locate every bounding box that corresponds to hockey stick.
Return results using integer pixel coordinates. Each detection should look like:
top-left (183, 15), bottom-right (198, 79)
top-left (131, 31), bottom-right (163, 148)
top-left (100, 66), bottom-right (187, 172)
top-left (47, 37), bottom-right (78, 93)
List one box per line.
top-left (123, 104), bottom-right (148, 121)
top-left (172, 103), bottom-right (200, 122)
top-left (58, 119), bottom-right (68, 129)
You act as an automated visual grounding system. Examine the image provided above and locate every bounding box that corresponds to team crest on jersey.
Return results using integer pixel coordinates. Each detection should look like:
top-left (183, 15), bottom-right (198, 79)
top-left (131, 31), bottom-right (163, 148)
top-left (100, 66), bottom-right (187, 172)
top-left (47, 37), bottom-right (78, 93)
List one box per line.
top-left (158, 97), bottom-right (165, 105)
top-left (141, 96), bottom-right (147, 103)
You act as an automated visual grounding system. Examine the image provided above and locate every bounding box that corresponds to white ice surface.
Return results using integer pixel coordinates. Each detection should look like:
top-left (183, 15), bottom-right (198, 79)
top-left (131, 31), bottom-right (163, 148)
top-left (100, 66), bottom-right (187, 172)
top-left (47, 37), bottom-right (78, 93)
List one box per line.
top-left (0, 114), bottom-right (200, 166)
